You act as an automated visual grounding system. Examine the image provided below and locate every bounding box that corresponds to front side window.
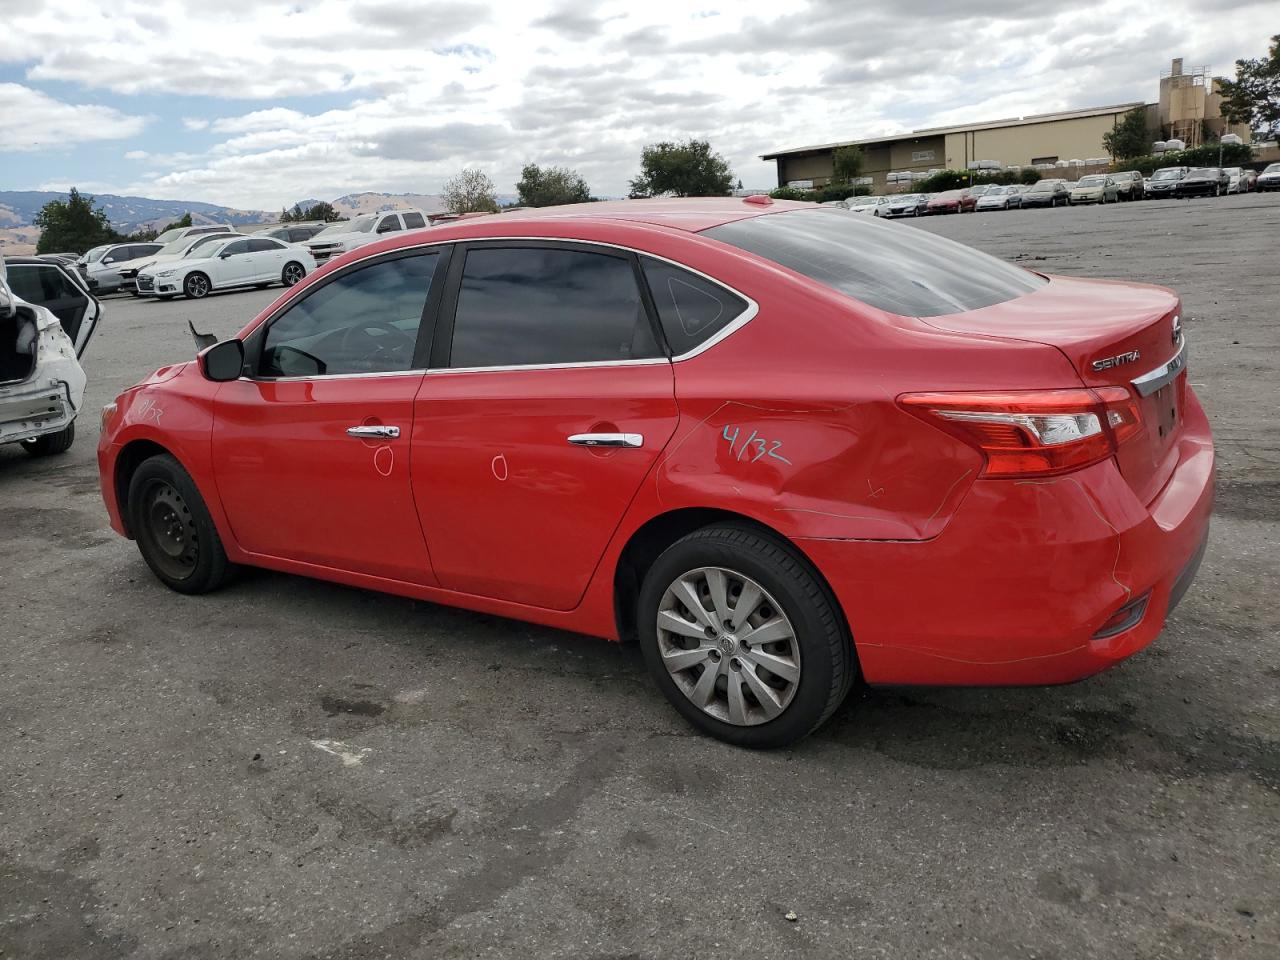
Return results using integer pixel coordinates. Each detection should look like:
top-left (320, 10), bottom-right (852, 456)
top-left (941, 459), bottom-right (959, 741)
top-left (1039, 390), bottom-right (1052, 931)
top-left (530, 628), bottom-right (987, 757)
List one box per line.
top-left (9, 264), bottom-right (80, 304)
top-left (641, 257), bottom-right (748, 356)
top-left (705, 209), bottom-right (1045, 317)
top-left (448, 246), bottom-right (661, 368)
top-left (221, 240), bottom-right (251, 257)
top-left (376, 215), bottom-right (402, 234)
top-left (260, 252), bottom-right (437, 377)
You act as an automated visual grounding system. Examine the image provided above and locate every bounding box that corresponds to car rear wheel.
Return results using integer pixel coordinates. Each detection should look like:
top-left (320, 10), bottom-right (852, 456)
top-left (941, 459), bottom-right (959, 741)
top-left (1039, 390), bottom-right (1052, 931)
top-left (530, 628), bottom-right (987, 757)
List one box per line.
top-left (128, 453), bottom-right (236, 594)
top-left (638, 524), bottom-right (855, 748)
top-left (184, 272), bottom-right (211, 299)
top-left (282, 262), bottom-right (305, 286)
top-left (21, 422), bottom-right (75, 457)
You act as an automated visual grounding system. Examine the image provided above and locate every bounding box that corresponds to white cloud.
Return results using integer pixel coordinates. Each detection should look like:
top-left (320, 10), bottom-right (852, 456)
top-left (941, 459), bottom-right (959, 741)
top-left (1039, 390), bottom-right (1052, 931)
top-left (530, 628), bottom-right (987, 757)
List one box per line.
top-left (0, 83), bottom-right (149, 152)
top-left (1, 0), bottom-right (1273, 206)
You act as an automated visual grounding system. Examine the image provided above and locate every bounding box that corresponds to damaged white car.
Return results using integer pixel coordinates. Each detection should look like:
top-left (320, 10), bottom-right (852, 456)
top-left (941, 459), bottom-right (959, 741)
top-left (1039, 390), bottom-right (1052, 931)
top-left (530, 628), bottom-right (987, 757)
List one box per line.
top-left (0, 255), bottom-right (101, 456)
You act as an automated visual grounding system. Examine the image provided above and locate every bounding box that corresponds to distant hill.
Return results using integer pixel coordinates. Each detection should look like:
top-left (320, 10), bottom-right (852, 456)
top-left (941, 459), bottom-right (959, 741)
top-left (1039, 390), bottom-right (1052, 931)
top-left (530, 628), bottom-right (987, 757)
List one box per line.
top-left (0, 191), bottom-right (273, 234)
top-left (319, 192), bottom-right (450, 217)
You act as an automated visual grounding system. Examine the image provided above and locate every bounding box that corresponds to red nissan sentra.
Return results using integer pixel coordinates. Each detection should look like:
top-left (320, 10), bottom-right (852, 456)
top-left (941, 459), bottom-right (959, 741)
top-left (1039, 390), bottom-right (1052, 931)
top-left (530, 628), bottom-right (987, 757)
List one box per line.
top-left (97, 198), bottom-right (1212, 747)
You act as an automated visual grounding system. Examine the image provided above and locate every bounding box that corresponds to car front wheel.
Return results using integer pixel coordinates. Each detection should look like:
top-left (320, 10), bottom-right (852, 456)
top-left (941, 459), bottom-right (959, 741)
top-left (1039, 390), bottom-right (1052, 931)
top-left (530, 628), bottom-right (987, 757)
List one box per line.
top-left (184, 272), bottom-right (211, 299)
top-left (638, 525), bottom-right (856, 748)
top-left (128, 453), bottom-right (236, 594)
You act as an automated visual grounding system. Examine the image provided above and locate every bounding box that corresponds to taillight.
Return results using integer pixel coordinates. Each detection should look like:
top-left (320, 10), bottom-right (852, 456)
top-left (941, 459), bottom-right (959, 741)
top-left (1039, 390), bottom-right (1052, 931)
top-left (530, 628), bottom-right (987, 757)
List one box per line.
top-left (899, 387), bottom-right (1143, 478)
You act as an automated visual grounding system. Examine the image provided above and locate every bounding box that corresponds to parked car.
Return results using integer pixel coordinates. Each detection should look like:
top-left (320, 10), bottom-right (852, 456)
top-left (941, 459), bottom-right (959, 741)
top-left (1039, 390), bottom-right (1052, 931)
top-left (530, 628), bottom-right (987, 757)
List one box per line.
top-left (257, 223), bottom-right (328, 243)
top-left (150, 224), bottom-right (235, 245)
top-left (1110, 170), bottom-right (1145, 200)
top-left (1257, 162), bottom-right (1280, 191)
top-left (841, 195), bottom-right (884, 214)
top-left (306, 209), bottom-right (431, 264)
top-left (974, 185), bottom-right (1024, 211)
top-left (114, 233), bottom-right (244, 295)
top-left (1223, 167), bottom-right (1256, 193)
top-left (1, 255), bottom-right (100, 456)
top-left (1175, 167), bottom-right (1230, 198)
top-left (80, 241), bottom-right (164, 293)
top-left (926, 189), bottom-right (976, 214)
top-left (874, 194), bottom-right (926, 218)
top-left (1069, 175), bottom-right (1120, 205)
top-left (1019, 179), bottom-right (1070, 208)
top-left (137, 235), bottom-right (316, 300)
top-left (96, 198), bottom-right (1212, 747)
top-left (1145, 167), bottom-right (1188, 198)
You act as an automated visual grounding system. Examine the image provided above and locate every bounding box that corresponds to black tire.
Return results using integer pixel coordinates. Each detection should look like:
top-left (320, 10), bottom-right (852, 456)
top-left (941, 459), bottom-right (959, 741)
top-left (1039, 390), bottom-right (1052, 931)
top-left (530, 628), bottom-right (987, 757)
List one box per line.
top-left (21, 421), bottom-right (75, 457)
top-left (184, 272), bottom-right (211, 299)
top-left (281, 262), bottom-right (306, 287)
top-left (637, 524), bottom-right (856, 748)
top-left (127, 453), bottom-right (236, 594)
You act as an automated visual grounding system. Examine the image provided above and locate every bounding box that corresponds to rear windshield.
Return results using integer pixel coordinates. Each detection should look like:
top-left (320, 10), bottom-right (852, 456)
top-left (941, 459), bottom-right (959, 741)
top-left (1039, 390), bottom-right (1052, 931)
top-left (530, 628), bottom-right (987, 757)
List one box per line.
top-left (704, 208), bottom-right (1045, 317)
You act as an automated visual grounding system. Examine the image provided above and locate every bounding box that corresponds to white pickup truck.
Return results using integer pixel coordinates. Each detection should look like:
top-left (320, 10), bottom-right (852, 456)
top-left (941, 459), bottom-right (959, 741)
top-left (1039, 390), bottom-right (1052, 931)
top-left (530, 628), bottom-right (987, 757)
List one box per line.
top-left (305, 209), bottom-right (431, 265)
top-left (0, 255), bottom-right (101, 456)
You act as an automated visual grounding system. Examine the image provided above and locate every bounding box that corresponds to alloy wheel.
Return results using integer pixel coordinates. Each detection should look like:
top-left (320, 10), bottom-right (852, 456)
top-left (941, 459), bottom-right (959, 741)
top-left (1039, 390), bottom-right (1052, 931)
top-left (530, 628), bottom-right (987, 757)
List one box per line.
top-left (185, 274), bottom-right (209, 298)
top-left (283, 263), bottom-right (304, 286)
top-left (656, 566), bottom-right (801, 726)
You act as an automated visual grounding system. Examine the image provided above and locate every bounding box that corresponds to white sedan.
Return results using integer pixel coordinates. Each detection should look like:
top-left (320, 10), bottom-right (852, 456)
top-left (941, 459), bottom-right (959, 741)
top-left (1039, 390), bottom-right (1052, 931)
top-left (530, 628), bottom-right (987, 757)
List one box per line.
top-left (137, 236), bottom-right (317, 300)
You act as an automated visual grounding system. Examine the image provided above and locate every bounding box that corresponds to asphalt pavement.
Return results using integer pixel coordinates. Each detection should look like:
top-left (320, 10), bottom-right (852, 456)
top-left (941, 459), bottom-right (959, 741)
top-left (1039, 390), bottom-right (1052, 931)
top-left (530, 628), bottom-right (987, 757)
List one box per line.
top-left (2, 192), bottom-right (1277, 959)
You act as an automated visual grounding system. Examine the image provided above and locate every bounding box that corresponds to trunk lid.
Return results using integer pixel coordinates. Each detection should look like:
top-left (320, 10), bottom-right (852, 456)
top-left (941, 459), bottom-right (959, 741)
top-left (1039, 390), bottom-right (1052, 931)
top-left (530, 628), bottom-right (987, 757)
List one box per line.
top-left (922, 275), bottom-right (1186, 504)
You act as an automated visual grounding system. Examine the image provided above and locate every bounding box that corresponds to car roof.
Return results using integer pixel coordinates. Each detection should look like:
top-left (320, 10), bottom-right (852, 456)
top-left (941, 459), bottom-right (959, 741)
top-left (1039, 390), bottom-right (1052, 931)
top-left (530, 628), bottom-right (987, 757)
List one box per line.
top-left (482, 197), bottom-right (813, 232)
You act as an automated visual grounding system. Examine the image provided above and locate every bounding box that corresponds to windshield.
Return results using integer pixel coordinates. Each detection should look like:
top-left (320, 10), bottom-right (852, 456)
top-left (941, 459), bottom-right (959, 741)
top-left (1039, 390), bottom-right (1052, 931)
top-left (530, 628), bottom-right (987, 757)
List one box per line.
top-left (1266, 163), bottom-right (1280, 174)
top-left (1152, 169), bottom-right (1182, 181)
top-left (315, 217), bottom-right (369, 236)
top-left (704, 209), bottom-right (1045, 317)
top-left (1078, 176), bottom-right (1106, 186)
top-left (1030, 181), bottom-right (1056, 191)
top-left (153, 228), bottom-right (187, 244)
top-left (183, 235), bottom-right (231, 258)
top-left (83, 245), bottom-right (111, 263)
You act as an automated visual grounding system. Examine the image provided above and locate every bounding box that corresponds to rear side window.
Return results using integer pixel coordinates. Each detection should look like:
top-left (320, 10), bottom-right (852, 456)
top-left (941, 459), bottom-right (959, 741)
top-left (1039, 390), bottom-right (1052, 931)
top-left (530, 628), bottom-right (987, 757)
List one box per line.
top-left (640, 257), bottom-right (748, 356)
top-left (704, 209), bottom-right (1044, 317)
top-left (248, 238), bottom-right (281, 252)
top-left (449, 246), bottom-right (661, 368)
top-left (261, 253), bottom-right (437, 377)
top-left (402, 212), bottom-right (426, 228)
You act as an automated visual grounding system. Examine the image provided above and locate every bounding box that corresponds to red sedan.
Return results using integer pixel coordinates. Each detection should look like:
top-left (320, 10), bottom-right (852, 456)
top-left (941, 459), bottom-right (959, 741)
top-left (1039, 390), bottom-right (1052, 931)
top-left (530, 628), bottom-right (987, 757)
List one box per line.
top-left (927, 188), bottom-right (977, 214)
top-left (98, 198), bottom-right (1212, 747)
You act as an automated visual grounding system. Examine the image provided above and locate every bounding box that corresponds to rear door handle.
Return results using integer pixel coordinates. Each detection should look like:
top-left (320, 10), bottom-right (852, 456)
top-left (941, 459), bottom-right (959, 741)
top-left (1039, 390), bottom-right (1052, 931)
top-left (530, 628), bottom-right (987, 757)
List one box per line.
top-left (568, 432), bottom-right (643, 448)
top-left (347, 425), bottom-right (400, 439)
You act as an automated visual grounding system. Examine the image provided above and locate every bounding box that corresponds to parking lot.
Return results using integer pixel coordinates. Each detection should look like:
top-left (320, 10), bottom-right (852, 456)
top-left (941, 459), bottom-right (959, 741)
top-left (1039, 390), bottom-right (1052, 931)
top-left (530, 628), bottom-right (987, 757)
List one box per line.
top-left (3, 193), bottom-right (1278, 959)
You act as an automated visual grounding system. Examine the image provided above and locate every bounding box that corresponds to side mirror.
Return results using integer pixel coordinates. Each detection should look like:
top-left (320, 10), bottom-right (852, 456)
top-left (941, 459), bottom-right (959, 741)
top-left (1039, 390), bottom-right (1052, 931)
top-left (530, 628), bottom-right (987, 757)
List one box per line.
top-left (219, 252), bottom-right (233, 259)
top-left (0, 257), bottom-right (14, 320)
top-left (199, 338), bottom-right (245, 382)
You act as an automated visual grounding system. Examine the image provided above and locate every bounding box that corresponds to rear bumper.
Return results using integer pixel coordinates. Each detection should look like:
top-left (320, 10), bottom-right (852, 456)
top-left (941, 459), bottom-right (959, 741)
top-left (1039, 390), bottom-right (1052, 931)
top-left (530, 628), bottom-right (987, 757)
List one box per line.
top-left (802, 386), bottom-right (1215, 686)
top-left (0, 378), bottom-right (78, 445)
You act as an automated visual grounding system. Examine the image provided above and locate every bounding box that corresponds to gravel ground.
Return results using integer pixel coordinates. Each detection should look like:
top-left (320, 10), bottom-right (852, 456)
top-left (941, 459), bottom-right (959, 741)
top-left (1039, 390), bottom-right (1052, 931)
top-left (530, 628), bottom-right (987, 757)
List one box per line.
top-left (2, 193), bottom-right (1277, 959)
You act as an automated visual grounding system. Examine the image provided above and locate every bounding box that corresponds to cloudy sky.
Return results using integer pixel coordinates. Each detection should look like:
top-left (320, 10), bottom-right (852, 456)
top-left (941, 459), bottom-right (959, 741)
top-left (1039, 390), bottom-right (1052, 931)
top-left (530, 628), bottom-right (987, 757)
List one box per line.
top-left (0, 0), bottom-right (1270, 210)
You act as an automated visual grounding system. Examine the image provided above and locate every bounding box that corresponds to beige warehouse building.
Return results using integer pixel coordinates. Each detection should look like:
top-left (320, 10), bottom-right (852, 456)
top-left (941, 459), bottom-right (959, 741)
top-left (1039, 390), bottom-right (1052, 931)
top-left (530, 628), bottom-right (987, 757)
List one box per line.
top-left (762, 59), bottom-right (1253, 191)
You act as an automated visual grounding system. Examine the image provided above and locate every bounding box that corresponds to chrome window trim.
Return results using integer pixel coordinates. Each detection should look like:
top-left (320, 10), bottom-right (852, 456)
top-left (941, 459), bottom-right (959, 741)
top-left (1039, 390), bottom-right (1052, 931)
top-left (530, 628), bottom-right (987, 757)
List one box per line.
top-left (1130, 341), bottom-right (1187, 397)
top-left (257, 235), bottom-right (760, 375)
top-left (240, 368), bottom-right (427, 383)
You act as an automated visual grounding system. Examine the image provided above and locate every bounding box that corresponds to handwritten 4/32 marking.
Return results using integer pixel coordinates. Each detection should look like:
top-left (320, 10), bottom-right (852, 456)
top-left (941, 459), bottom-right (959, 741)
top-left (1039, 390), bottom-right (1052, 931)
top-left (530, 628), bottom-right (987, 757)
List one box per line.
top-left (722, 425), bottom-right (792, 465)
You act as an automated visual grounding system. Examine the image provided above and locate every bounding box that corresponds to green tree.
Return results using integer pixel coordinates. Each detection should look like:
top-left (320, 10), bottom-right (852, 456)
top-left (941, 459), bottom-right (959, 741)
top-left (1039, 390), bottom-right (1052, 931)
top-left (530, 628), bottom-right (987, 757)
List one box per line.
top-left (1217, 34), bottom-right (1280, 139)
top-left (282, 201), bottom-right (341, 222)
top-left (161, 212), bottom-right (193, 231)
top-left (628, 139), bottom-right (734, 198)
top-left (515, 163), bottom-right (592, 207)
top-left (442, 167), bottom-right (500, 213)
top-left (33, 188), bottom-right (118, 254)
top-left (1019, 168), bottom-right (1043, 185)
top-left (1102, 107), bottom-right (1152, 160)
top-left (831, 145), bottom-right (864, 183)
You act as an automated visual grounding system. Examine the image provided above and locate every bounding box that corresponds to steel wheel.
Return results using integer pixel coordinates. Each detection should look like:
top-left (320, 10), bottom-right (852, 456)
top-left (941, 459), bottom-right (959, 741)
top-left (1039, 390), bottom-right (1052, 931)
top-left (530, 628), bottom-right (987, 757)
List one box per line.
top-left (656, 566), bottom-right (801, 727)
top-left (282, 262), bottom-right (305, 286)
top-left (185, 273), bottom-right (210, 299)
top-left (137, 479), bottom-right (200, 581)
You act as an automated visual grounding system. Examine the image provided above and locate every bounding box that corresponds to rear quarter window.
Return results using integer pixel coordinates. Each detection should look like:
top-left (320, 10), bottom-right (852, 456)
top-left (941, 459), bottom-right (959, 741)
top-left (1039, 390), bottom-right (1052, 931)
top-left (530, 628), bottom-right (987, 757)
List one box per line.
top-left (704, 209), bottom-right (1044, 317)
top-left (640, 257), bottom-right (749, 356)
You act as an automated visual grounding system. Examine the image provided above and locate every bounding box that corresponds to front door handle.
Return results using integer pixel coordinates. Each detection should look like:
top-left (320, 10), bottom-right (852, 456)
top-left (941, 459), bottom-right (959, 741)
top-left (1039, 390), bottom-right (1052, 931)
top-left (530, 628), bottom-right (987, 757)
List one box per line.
top-left (568, 432), bottom-right (643, 448)
top-left (347, 425), bottom-right (400, 439)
